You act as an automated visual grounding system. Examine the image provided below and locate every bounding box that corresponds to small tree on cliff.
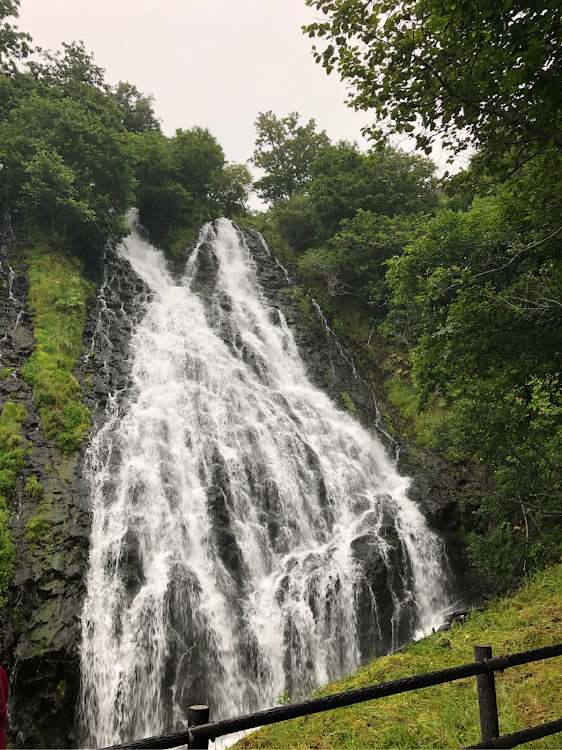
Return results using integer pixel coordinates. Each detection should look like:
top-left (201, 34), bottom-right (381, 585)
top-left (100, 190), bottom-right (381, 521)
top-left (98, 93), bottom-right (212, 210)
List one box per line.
top-left (252, 111), bottom-right (330, 204)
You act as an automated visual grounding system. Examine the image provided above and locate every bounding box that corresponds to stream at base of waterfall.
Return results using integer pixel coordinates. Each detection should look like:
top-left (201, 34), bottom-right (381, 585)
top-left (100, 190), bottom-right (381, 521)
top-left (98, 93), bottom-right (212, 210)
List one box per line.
top-left (79, 216), bottom-right (451, 747)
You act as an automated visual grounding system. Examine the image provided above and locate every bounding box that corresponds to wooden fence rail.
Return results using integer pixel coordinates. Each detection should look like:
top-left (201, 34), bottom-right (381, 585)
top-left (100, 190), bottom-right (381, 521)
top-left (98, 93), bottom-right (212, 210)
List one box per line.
top-left (101, 643), bottom-right (562, 750)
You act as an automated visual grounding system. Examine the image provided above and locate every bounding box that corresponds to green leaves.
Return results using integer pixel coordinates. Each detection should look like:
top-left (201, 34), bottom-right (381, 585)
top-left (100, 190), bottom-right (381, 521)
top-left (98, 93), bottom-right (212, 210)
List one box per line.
top-left (0, 45), bottom-right (136, 252)
top-left (0, 0), bottom-right (30, 71)
top-left (133, 127), bottom-right (250, 252)
top-left (251, 111), bottom-right (331, 204)
top-left (304, 0), bottom-right (562, 174)
top-left (383, 191), bottom-right (562, 577)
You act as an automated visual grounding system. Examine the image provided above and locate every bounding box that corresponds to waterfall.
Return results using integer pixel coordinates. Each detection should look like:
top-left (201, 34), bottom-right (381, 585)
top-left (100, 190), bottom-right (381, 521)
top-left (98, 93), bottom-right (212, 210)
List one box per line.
top-left (79, 217), bottom-right (450, 746)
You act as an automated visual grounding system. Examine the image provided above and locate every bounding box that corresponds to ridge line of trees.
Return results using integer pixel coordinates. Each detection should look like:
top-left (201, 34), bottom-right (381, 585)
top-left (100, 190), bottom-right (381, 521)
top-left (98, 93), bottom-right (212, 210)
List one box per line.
top-left (0, 5), bottom-right (253, 261)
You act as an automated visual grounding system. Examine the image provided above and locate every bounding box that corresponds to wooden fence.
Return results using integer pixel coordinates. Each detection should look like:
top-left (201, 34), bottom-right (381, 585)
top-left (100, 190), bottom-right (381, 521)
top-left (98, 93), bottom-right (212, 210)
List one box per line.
top-left (102, 642), bottom-right (562, 750)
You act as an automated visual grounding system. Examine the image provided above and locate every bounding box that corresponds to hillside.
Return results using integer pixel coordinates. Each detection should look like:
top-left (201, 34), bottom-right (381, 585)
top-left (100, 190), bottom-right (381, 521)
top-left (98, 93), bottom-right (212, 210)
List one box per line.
top-left (237, 563), bottom-right (562, 749)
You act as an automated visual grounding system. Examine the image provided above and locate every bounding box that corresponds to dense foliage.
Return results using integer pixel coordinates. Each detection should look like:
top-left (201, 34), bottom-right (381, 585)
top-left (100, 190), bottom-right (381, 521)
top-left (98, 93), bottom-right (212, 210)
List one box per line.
top-left (252, 111), bottom-right (330, 203)
top-left (0, 0), bottom-right (29, 71)
top-left (303, 0), bottom-right (561, 176)
top-left (133, 127), bottom-right (252, 255)
top-left (248, 6), bottom-right (562, 582)
top-left (0, 9), bottom-right (252, 259)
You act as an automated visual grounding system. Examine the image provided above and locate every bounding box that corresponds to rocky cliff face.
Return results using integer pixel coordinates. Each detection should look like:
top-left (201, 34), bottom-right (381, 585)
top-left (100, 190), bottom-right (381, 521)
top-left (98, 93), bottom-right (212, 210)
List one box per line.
top-left (1, 217), bottom-right (468, 747)
top-left (0, 206), bottom-right (149, 747)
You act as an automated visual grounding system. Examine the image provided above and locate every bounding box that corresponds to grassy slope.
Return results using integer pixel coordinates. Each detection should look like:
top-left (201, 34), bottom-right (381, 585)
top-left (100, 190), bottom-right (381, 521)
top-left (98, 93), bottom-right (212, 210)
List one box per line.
top-left (237, 563), bottom-right (562, 749)
top-left (0, 401), bottom-right (27, 607)
top-left (21, 232), bottom-right (94, 452)
top-left (1, 231), bottom-right (94, 607)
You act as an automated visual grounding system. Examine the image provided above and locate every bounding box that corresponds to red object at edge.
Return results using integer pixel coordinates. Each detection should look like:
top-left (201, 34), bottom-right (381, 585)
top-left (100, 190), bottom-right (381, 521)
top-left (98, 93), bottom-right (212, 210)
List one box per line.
top-left (0, 664), bottom-right (8, 750)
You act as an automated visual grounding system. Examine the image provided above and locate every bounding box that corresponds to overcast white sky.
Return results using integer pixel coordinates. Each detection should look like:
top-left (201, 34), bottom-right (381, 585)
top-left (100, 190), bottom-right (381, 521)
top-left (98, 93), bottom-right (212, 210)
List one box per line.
top-left (17, 0), bottom-right (377, 163)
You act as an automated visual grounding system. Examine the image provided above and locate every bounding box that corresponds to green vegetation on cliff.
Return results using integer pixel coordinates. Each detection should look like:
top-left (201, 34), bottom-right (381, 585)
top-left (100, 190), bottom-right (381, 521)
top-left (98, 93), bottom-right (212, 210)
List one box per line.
top-left (237, 563), bottom-right (562, 750)
top-left (0, 497), bottom-right (13, 608)
top-left (0, 400), bottom-right (27, 606)
top-left (21, 233), bottom-right (94, 452)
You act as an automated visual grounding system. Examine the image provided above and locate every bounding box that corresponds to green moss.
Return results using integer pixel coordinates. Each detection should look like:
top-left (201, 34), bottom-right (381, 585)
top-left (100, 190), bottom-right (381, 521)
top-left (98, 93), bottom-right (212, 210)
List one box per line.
top-left (25, 508), bottom-right (51, 545)
top-left (385, 376), bottom-right (447, 449)
top-left (0, 367), bottom-right (14, 380)
top-left (281, 285), bottom-right (314, 318)
top-left (341, 391), bottom-right (357, 414)
top-left (0, 400), bottom-right (26, 608)
top-left (237, 564), bottom-right (562, 750)
top-left (24, 475), bottom-right (44, 499)
top-left (0, 496), bottom-right (14, 608)
top-left (56, 679), bottom-right (68, 700)
top-left (21, 232), bottom-right (94, 452)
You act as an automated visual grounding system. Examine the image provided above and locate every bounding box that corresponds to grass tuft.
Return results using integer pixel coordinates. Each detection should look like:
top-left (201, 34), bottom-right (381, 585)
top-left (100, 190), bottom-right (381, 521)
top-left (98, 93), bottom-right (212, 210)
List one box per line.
top-left (385, 375), bottom-right (447, 449)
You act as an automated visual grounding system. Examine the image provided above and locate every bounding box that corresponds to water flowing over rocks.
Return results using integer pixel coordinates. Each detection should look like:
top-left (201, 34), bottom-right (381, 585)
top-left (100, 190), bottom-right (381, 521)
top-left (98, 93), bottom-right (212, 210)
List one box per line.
top-left (0, 213), bottom-right (467, 747)
top-left (79, 219), bottom-right (453, 747)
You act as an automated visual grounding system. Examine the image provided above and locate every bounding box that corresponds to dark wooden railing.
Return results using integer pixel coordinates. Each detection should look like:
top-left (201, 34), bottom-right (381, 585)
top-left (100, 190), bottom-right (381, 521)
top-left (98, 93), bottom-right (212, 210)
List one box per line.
top-left (102, 643), bottom-right (562, 750)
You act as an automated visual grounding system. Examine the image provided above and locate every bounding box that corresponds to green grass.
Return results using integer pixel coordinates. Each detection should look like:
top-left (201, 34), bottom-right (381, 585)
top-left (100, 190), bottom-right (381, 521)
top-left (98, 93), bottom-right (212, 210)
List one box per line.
top-left (25, 508), bottom-right (51, 546)
top-left (236, 563), bottom-right (562, 749)
top-left (0, 400), bottom-right (27, 607)
top-left (24, 475), bottom-right (44, 499)
top-left (21, 233), bottom-right (94, 452)
top-left (384, 375), bottom-right (448, 450)
top-left (0, 497), bottom-right (14, 608)
top-left (340, 392), bottom-right (357, 415)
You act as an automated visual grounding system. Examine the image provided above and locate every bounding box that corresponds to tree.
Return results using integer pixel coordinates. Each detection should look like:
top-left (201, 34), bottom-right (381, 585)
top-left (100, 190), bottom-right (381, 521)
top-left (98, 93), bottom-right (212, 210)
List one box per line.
top-left (0, 0), bottom-right (30, 71)
top-left (21, 148), bottom-right (94, 232)
top-left (304, 0), bottom-right (562, 175)
top-left (27, 40), bottom-right (107, 91)
top-left (132, 128), bottom-right (245, 250)
top-left (308, 141), bottom-right (438, 239)
top-left (384, 195), bottom-right (562, 575)
top-left (252, 111), bottom-right (330, 203)
top-left (0, 87), bottom-right (135, 248)
top-left (300, 209), bottom-right (427, 304)
top-left (212, 163), bottom-right (253, 217)
top-left (171, 126), bottom-right (225, 199)
top-left (112, 81), bottom-right (161, 134)
top-left (269, 194), bottom-right (318, 252)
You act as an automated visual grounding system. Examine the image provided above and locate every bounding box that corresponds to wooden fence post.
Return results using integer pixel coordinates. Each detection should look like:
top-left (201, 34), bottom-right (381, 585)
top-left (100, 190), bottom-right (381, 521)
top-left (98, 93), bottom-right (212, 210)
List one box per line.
top-left (474, 645), bottom-right (500, 746)
top-left (188, 704), bottom-right (210, 750)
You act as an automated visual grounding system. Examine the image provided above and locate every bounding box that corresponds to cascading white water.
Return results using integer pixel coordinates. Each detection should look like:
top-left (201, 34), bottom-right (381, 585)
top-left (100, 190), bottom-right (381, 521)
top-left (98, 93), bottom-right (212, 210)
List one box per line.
top-left (80, 217), bottom-right (450, 746)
